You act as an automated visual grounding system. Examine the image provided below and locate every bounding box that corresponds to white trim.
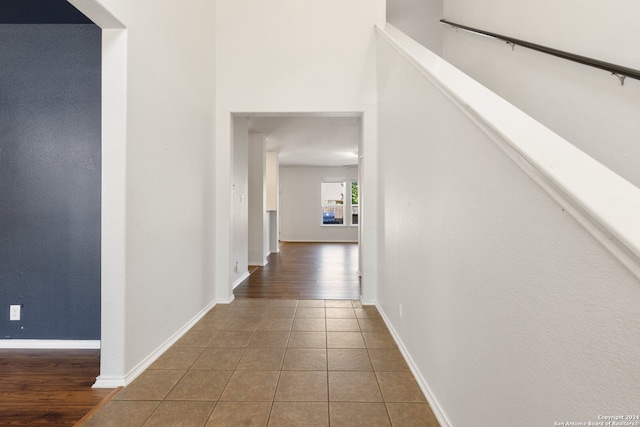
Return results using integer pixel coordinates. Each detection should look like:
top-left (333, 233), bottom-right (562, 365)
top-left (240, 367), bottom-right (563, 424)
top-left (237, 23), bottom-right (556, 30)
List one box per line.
top-left (90, 375), bottom-right (123, 389)
top-left (216, 295), bottom-right (235, 305)
top-left (97, 26), bottom-right (128, 393)
top-left (0, 340), bottom-right (101, 349)
top-left (360, 298), bottom-right (376, 306)
top-left (68, 0), bottom-right (129, 388)
top-left (280, 240), bottom-right (358, 243)
top-left (248, 258), bottom-right (269, 267)
top-left (93, 375), bottom-right (121, 389)
top-left (93, 299), bottom-right (217, 388)
top-left (232, 271), bottom-right (250, 289)
top-left (68, 0), bottom-right (125, 28)
top-left (377, 24), bottom-right (640, 282)
top-left (376, 303), bottom-right (452, 427)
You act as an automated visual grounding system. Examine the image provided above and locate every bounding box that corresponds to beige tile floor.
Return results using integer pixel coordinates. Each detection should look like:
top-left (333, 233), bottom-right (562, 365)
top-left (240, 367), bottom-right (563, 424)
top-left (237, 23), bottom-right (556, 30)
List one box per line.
top-left (83, 299), bottom-right (440, 426)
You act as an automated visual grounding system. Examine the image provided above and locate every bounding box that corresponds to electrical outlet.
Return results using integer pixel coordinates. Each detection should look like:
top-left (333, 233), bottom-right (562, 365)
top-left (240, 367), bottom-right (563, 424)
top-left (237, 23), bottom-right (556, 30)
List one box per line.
top-left (398, 303), bottom-right (403, 320)
top-left (10, 305), bottom-right (21, 321)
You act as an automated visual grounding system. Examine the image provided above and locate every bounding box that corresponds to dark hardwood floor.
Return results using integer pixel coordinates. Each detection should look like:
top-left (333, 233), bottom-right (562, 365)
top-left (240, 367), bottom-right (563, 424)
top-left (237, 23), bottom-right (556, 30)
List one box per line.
top-left (0, 349), bottom-right (113, 426)
top-left (234, 242), bottom-right (360, 299)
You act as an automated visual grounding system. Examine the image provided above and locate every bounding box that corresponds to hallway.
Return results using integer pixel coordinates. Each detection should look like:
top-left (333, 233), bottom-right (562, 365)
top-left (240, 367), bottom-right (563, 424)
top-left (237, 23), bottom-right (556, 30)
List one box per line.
top-left (3, 0), bottom-right (637, 424)
top-left (82, 243), bottom-right (439, 425)
top-left (83, 298), bottom-right (439, 426)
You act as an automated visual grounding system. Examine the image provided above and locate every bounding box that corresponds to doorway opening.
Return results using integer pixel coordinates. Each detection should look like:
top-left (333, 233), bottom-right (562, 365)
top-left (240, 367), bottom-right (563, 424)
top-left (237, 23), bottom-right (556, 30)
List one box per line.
top-left (230, 114), bottom-right (363, 300)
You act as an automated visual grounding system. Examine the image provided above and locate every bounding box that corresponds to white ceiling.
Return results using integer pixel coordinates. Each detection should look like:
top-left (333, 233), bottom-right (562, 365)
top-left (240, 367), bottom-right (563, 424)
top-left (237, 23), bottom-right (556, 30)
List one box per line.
top-left (247, 115), bottom-right (360, 167)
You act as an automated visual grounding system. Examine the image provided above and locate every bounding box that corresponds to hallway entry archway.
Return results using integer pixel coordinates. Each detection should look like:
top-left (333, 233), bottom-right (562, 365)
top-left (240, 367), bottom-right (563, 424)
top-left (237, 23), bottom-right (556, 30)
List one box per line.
top-left (229, 114), bottom-right (364, 301)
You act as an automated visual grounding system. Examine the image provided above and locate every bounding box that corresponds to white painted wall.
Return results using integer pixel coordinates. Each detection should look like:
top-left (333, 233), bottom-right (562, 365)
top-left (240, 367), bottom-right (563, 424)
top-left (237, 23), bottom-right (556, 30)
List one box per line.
top-left (248, 133), bottom-right (268, 265)
top-left (266, 151), bottom-right (278, 211)
top-left (387, 0), bottom-right (443, 54)
top-left (232, 117), bottom-right (249, 286)
top-left (280, 166), bottom-right (358, 243)
top-left (266, 151), bottom-right (280, 252)
top-left (69, 0), bottom-right (127, 383)
top-left (121, 0), bottom-right (217, 377)
top-left (73, 0), bottom-right (217, 383)
top-left (378, 27), bottom-right (640, 426)
top-left (215, 0), bottom-right (385, 300)
top-left (442, 0), bottom-right (640, 188)
top-left (269, 211), bottom-right (278, 253)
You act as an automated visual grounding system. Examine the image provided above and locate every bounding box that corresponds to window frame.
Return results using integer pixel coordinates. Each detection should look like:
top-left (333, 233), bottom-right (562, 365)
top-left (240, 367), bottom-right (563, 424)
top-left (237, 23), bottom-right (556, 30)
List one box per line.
top-left (350, 179), bottom-right (359, 227)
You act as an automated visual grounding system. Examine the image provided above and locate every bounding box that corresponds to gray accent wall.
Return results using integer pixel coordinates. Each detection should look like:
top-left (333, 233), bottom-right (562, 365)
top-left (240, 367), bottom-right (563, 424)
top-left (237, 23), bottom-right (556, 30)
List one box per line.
top-left (0, 24), bottom-right (101, 340)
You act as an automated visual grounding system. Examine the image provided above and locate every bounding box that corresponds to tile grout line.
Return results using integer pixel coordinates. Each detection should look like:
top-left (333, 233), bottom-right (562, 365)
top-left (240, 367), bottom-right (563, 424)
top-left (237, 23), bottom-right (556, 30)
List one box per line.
top-left (138, 317), bottom-right (227, 427)
top-left (184, 313), bottom-right (235, 426)
top-left (325, 306), bottom-right (331, 424)
top-left (200, 307), bottom-right (254, 426)
top-left (91, 299), bottom-right (436, 426)
top-left (265, 303), bottom-right (294, 426)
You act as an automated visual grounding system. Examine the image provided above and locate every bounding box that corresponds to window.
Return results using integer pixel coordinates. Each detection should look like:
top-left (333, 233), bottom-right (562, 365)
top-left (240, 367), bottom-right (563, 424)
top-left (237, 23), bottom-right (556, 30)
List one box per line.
top-left (351, 180), bottom-right (359, 226)
top-left (321, 182), bottom-right (345, 224)
top-left (321, 179), bottom-right (359, 226)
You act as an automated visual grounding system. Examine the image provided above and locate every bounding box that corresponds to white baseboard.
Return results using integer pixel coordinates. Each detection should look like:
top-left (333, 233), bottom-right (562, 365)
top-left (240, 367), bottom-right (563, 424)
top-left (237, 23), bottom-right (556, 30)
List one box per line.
top-left (91, 375), bottom-right (124, 389)
top-left (0, 340), bottom-right (100, 349)
top-left (360, 298), bottom-right (376, 306)
top-left (93, 299), bottom-right (218, 389)
top-left (232, 271), bottom-right (250, 289)
top-left (216, 295), bottom-right (235, 304)
top-left (248, 259), bottom-right (269, 267)
top-left (281, 240), bottom-right (358, 243)
top-left (375, 303), bottom-right (452, 427)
